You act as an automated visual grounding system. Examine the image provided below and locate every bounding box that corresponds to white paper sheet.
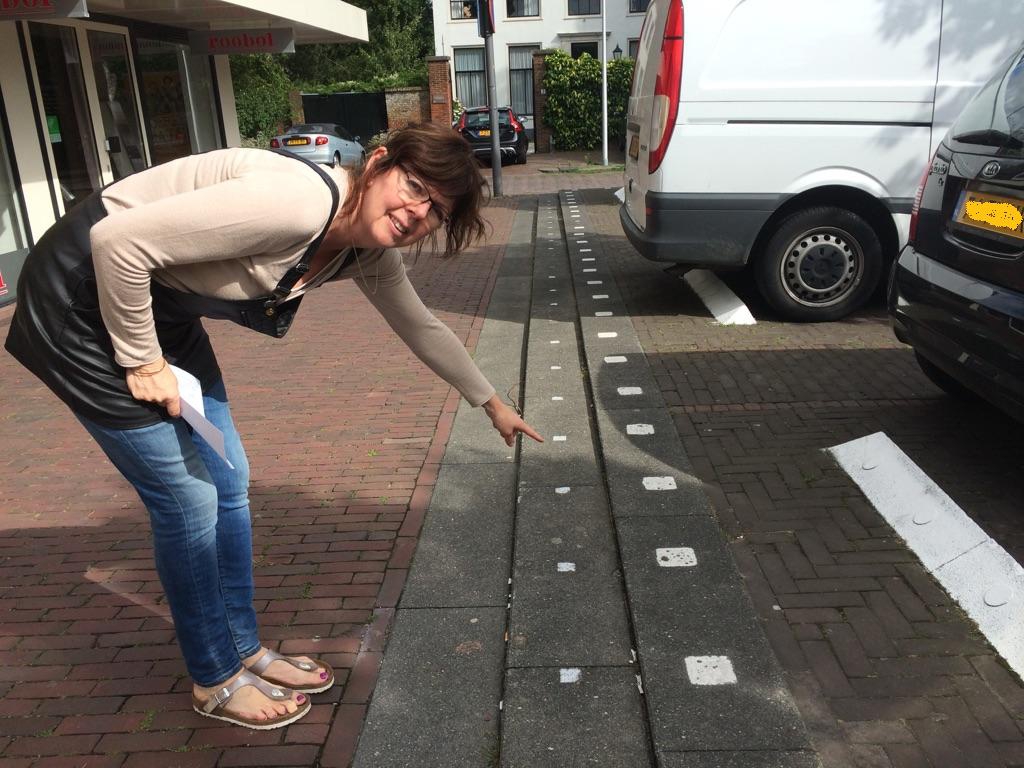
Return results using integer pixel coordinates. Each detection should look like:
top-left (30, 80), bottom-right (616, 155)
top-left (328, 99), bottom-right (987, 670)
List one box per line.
top-left (169, 365), bottom-right (234, 469)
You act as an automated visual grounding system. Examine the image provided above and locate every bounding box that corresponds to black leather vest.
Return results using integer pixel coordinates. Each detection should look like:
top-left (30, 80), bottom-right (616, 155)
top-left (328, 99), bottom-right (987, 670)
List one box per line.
top-left (4, 152), bottom-right (344, 429)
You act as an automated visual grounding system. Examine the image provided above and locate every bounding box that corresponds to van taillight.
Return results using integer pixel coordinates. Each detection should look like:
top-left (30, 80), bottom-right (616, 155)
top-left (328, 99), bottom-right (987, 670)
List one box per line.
top-left (908, 154), bottom-right (934, 246)
top-left (649, 0), bottom-right (683, 174)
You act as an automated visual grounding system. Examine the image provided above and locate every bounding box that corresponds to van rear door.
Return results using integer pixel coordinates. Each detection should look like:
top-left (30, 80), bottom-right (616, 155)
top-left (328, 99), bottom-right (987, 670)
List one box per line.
top-left (622, 0), bottom-right (669, 232)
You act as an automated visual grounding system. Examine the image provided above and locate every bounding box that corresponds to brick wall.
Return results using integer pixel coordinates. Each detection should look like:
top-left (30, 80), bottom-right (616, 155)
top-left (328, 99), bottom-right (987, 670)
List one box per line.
top-left (385, 87), bottom-right (430, 130)
top-left (427, 56), bottom-right (453, 126)
top-left (532, 50), bottom-right (555, 153)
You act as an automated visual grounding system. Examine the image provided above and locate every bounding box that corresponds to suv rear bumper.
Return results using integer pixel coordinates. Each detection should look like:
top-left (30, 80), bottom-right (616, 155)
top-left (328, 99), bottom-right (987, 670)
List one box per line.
top-left (619, 192), bottom-right (780, 267)
top-left (889, 245), bottom-right (1024, 420)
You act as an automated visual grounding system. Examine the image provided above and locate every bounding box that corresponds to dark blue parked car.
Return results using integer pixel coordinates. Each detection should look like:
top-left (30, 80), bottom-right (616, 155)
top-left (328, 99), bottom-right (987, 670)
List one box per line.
top-left (889, 44), bottom-right (1024, 421)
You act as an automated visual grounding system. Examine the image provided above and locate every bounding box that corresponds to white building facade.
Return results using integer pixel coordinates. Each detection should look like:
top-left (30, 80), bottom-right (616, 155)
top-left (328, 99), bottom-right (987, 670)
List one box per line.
top-left (431, 0), bottom-right (646, 137)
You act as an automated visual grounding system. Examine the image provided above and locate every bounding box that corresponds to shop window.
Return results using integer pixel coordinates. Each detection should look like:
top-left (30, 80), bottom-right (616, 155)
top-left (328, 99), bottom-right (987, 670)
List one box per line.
top-left (29, 22), bottom-right (102, 207)
top-left (0, 106), bottom-right (29, 308)
top-left (88, 30), bottom-right (147, 181)
top-left (454, 48), bottom-right (485, 108)
top-left (136, 38), bottom-right (221, 165)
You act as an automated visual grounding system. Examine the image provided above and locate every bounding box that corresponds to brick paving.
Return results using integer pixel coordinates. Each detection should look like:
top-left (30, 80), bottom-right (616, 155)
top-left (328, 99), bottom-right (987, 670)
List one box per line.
top-left (579, 187), bottom-right (1024, 768)
top-left (0, 197), bottom-right (518, 767)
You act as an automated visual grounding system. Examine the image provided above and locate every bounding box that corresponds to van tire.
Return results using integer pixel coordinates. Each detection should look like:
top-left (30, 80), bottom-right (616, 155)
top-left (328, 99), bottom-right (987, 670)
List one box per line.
top-left (754, 206), bottom-right (883, 322)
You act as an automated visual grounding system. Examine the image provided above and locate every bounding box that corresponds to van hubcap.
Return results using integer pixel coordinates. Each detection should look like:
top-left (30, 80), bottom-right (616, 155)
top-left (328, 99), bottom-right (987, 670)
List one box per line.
top-left (779, 227), bottom-right (861, 308)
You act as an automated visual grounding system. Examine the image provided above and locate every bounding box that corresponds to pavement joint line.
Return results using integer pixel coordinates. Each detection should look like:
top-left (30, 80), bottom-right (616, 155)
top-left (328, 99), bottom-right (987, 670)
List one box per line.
top-left (828, 431), bottom-right (1024, 680)
top-left (558, 190), bottom-right (812, 760)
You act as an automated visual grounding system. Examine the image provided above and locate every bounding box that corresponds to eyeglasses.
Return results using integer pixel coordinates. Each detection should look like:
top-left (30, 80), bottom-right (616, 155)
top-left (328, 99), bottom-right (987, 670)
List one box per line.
top-left (396, 168), bottom-right (451, 228)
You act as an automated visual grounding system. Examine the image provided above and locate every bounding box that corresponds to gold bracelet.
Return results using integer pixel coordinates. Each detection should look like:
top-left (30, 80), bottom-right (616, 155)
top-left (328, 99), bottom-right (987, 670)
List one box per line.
top-left (132, 358), bottom-right (167, 377)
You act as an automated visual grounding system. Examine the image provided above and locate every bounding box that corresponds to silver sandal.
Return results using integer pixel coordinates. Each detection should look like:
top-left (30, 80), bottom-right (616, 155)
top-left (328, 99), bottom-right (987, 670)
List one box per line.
top-left (247, 648), bottom-right (336, 694)
top-left (192, 668), bottom-right (310, 729)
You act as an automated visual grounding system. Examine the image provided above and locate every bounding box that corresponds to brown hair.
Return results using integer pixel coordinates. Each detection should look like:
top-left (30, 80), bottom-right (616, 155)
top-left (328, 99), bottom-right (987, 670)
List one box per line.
top-left (341, 122), bottom-right (488, 257)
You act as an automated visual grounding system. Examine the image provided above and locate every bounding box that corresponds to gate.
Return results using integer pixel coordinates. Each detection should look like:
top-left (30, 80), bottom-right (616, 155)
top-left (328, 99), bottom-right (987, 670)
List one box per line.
top-left (301, 92), bottom-right (388, 143)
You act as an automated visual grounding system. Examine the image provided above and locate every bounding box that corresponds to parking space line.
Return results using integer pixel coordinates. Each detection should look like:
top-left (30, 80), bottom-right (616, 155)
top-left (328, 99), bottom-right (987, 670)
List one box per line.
top-left (682, 269), bottom-right (756, 326)
top-left (829, 432), bottom-right (1024, 680)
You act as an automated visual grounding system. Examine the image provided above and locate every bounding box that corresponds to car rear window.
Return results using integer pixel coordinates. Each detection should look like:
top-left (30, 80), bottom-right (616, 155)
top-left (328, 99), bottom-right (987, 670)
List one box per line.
top-left (464, 111), bottom-right (511, 128)
top-left (949, 48), bottom-right (1024, 157)
top-left (288, 124), bottom-right (327, 133)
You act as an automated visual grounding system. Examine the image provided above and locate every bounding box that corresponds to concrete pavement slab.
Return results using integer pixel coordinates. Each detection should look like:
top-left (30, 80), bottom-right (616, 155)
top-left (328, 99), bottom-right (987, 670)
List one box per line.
top-left (352, 607), bottom-right (505, 768)
top-left (401, 463), bottom-right (516, 608)
top-left (615, 505), bottom-right (809, 752)
top-left (501, 667), bottom-right (651, 768)
top-left (508, 485), bottom-right (633, 667)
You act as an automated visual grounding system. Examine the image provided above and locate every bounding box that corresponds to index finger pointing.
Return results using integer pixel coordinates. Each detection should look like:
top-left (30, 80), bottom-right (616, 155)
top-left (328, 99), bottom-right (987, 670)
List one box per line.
top-left (518, 421), bottom-right (544, 443)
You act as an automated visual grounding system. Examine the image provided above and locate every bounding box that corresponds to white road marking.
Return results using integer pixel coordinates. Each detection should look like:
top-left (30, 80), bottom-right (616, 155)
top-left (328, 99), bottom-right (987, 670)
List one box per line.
top-left (657, 547), bottom-right (697, 567)
top-left (592, 294), bottom-right (608, 299)
top-left (605, 356), bottom-right (627, 363)
top-left (551, 396), bottom-right (564, 401)
top-left (551, 366), bottom-right (562, 370)
top-left (555, 486), bottom-right (571, 494)
top-left (553, 435), bottom-right (567, 442)
top-left (627, 424), bottom-right (654, 435)
top-left (560, 668), bottom-right (581, 683)
top-left (643, 476), bottom-right (676, 490)
top-left (618, 386), bottom-right (642, 395)
top-left (598, 332), bottom-right (617, 338)
top-left (588, 281), bottom-right (603, 285)
top-left (685, 656), bottom-right (737, 686)
top-left (557, 562), bottom-right (576, 573)
top-left (683, 269), bottom-right (756, 326)
top-left (829, 432), bottom-right (1024, 679)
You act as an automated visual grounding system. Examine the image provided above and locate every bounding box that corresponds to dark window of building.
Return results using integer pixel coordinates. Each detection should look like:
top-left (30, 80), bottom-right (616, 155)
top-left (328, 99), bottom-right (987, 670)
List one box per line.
top-left (454, 48), bottom-right (486, 108)
top-left (568, 0), bottom-right (599, 15)
top-left (509, 45), bottom-right (539, 121)
top-left (507, 0), bottom-right (539, 16)
top-left (451, 0), bottom-right (478, 19)
top-left (570, 41), bottom-right (599, 59)
top-left (628, 38), bottom-right (639, 59)
top-left (628, 0), bottom-right (648, 12)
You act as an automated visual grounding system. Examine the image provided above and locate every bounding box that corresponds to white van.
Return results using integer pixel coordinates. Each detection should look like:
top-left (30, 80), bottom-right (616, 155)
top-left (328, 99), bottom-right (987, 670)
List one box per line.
top-left (621, 0), bottom-right (1024, 321)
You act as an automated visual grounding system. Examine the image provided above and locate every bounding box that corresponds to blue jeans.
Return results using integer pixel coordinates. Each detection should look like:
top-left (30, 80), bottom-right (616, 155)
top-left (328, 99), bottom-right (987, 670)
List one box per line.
top-left (77, 379), bottom-right (259, 687)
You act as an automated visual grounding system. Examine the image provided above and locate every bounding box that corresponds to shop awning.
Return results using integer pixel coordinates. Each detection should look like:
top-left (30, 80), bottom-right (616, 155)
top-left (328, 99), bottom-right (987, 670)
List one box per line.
top-left (87, 0), bottom-right (369, 45)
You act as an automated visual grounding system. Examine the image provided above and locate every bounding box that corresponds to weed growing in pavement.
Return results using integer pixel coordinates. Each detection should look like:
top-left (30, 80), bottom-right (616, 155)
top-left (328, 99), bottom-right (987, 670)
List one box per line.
top-left (301, 582), bottom-right (313, 599)
top-left (367, 449), bottom-right (379, 457)
top-left (135, 709), bottom-right (156, 731)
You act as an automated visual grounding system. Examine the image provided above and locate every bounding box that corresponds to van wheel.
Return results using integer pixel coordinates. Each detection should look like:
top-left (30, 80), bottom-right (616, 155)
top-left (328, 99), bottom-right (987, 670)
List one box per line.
top-left (755, 206), bottom-right (883, 322)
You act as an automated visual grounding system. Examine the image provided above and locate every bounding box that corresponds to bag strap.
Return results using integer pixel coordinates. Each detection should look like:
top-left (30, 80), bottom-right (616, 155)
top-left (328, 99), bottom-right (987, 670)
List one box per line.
top-left (264, 151), bottom-right (348, 308)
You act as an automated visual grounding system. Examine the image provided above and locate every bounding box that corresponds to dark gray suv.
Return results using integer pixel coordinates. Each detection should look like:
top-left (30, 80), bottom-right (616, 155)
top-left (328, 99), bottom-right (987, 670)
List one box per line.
top-left (889, 45), bottom-right (1024, 420)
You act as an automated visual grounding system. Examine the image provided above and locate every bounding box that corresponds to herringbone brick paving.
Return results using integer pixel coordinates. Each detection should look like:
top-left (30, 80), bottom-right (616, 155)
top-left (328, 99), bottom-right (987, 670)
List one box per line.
top-left (579, 187), bottom-right (1024, 768)
top-left (0, 197), bottom-right (519, 767)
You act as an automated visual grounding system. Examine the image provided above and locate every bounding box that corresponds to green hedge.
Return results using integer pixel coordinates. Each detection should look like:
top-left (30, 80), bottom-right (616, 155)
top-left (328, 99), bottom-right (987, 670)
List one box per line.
top-left (542, 49), bottom-right (634, 151)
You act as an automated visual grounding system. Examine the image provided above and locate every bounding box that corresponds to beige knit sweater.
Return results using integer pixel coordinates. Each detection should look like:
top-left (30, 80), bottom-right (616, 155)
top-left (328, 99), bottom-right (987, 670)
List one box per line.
top-left (93, 148), bottom-right (495, 406)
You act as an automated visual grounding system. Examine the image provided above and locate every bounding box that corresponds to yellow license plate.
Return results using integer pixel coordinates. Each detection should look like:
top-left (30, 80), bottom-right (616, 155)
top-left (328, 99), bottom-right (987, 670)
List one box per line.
top-left (956, 189), bottom-right (1024, 240)
top-left (479, 129), bottom-right (491, 137)
top-left (628, 134), bottom-right (639, 161)
top-left (285, 137), bottom-right (308, 146)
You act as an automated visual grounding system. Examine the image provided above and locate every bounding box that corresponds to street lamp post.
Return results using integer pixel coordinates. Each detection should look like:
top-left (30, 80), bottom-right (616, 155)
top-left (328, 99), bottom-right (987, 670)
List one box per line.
top-left (601, 0), bottom-right (608, 166)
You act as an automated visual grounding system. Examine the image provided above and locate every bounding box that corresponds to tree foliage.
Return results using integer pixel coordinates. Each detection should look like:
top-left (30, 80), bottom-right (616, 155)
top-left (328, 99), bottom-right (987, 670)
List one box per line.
top-left (542, 50), bottom-right (634, 151)
top-left (229, 53), bottom-right (292, 142)
top-left (231, 0), bottom-right (434, 140)
top-left (282, 0), bottom-right (432, 87)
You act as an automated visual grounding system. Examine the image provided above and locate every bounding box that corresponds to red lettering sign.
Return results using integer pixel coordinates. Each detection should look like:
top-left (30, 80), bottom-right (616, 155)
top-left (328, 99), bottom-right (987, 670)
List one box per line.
top-left (189, 28), bottom-right (294, 55)
top-left (0, 0), bottom-right (85, 18)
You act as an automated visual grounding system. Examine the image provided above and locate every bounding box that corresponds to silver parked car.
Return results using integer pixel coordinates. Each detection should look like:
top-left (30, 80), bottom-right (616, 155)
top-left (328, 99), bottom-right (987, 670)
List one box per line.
top-left (270, 123), bottom-right (366, 168)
